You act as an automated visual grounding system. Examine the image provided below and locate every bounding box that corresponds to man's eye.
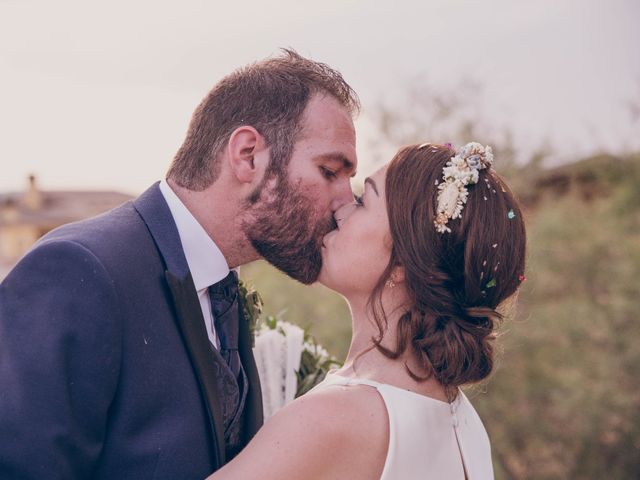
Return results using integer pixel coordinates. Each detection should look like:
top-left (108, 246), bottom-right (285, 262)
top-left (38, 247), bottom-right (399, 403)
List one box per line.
top-left (354, 195), bottom-right (364, 206)
top-left (321, 167), bottom-right (337, 180)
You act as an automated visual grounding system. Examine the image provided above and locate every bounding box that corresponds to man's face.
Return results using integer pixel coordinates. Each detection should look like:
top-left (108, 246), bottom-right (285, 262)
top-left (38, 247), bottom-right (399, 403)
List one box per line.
top-left (243, 94), bottom-right (357, 284)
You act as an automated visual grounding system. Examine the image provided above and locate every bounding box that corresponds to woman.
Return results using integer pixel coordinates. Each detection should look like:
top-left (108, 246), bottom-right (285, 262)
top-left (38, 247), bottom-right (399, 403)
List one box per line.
top-left (209, 142), bottom-right (526, 479)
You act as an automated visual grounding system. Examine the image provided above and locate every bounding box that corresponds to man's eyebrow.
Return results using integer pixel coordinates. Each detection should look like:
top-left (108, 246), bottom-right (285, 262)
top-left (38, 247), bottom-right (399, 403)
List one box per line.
top-left (316, 153), bottom-right (356, 175)
top-left (364, 177), bottom-right (379, 196)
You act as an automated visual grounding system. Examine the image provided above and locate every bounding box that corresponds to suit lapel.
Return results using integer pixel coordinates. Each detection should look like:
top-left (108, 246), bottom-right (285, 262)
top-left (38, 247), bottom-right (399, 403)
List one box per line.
top-left (133, 183), bottom-right (226, 466)
top-left (165, 271), bottom-right (226, 466)
top-left (237, 298), bottom-right (264, 443)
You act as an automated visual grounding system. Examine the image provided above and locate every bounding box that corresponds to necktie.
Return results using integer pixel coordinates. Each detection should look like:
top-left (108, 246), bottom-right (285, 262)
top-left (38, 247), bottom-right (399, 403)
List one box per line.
top-left (208, 271), bottom-right (242, 380)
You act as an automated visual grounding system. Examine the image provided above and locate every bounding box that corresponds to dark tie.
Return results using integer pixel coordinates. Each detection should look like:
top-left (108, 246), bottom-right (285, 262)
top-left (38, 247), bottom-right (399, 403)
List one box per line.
top-left (208, 271), bottom-right (242, 380)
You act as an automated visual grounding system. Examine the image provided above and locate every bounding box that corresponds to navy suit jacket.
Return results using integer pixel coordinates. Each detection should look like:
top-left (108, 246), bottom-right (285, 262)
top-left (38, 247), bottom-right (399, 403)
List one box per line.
top-left (0, 183), bottom-right (263, 479)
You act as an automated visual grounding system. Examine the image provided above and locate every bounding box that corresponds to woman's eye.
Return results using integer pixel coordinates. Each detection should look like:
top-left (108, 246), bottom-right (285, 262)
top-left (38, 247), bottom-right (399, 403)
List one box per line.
top-left (354, 194), bottom-right (364, 207)
top-left (321, 167), bottom-right (337, 180)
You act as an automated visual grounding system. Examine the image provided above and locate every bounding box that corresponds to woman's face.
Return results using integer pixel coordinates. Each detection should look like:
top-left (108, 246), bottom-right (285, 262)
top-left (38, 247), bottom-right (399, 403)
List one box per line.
top-left (319, 166), bottom-right (393, 296)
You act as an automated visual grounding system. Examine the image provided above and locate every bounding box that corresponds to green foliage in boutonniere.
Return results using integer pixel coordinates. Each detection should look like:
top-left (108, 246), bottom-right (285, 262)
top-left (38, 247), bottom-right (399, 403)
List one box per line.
top-left (238, 280), bottom-right (263, 348)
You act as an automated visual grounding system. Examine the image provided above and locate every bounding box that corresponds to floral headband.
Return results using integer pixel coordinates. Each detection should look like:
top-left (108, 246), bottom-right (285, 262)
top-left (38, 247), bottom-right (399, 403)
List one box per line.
top-left (419, 142), bottom-right (494, 234)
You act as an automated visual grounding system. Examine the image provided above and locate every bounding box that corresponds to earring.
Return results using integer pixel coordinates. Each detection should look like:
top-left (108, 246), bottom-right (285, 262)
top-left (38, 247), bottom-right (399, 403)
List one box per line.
top-left (385, 279), bottom-right (396, 288)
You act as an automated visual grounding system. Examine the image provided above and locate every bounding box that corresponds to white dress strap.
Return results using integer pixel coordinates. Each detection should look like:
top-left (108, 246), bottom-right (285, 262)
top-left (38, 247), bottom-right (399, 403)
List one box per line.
top-left (321, 373), bottom-right (384, 389)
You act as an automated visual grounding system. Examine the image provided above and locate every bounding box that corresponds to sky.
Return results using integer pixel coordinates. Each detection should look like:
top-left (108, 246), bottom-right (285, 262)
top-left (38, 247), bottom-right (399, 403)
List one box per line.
top-left (1, 0), bottom-right (639, 195)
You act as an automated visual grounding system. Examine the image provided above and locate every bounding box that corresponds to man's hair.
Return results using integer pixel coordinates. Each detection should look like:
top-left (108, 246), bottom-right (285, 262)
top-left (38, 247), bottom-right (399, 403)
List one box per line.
top-left (167, 49), bottom-right (360, 190)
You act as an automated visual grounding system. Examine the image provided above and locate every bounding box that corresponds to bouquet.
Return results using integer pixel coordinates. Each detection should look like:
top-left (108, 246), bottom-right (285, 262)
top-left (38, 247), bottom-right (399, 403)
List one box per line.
top-left (239, 281), bottom-right (342, 419)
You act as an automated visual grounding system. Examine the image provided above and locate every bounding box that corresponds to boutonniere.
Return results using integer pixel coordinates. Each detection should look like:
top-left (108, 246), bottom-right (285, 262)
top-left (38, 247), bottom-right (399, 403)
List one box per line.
top-left (238, 280), bottom-right (263, 348)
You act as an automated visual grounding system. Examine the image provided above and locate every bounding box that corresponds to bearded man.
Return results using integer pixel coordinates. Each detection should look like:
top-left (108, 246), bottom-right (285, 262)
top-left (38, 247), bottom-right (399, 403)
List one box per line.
top-left (0, 50), bottom-right (359, 479)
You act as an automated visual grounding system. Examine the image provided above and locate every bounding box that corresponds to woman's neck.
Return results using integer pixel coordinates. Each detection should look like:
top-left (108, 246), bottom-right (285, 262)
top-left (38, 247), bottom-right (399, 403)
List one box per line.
top-left (340, 294), bottom-right (405, 380)
top-left (339, 292), bottom-right (449, 402)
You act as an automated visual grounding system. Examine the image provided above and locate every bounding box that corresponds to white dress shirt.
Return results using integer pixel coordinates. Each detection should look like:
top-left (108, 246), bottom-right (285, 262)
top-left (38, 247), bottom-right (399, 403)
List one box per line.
top-left (159, 179), bottom-right (230, 348)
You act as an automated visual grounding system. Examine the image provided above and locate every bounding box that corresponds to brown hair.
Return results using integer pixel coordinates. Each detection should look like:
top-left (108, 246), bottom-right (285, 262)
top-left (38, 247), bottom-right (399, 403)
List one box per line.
top-left (371, 144), bottom-right (526, 397)
top-left (167, 49), bottom-right (360, 190)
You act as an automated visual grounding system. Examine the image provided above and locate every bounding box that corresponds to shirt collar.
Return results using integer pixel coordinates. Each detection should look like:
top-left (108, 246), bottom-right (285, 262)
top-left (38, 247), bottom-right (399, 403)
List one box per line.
top-left (159, 179), bottom-right (229, 291)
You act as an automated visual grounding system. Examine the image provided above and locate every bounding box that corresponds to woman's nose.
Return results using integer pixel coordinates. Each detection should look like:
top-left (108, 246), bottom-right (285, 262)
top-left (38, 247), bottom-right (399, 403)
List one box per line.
top-left (334, 201), bottom-right (358, 228)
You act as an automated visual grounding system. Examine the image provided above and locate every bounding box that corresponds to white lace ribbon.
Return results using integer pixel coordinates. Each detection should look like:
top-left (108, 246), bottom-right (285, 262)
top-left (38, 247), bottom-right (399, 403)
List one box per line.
top-left (252, 321), bottom-right (305, 420)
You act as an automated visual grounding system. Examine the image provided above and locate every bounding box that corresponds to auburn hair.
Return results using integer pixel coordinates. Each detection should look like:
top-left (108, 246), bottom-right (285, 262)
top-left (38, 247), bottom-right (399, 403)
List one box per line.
top-left (370, 144), bottom-right (526, 397)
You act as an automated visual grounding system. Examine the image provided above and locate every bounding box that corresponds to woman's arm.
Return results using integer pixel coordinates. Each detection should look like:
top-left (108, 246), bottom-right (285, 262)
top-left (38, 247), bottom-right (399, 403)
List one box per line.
top-left (208, 384), bottom-right (389, 480)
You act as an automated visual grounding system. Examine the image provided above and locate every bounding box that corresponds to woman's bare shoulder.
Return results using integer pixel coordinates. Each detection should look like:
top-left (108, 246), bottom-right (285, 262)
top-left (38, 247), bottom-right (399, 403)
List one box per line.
top-left (209, 383), bottom-right (389, 480)
top-left (294, 382), bottom-right (389, 441)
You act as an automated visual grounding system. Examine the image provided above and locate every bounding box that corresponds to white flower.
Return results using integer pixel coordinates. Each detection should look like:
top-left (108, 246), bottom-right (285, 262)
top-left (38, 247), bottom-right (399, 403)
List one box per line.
top-left (438, 182), bottom-right (464, 218)
top-left (433, 142), bottom-right (494, 234)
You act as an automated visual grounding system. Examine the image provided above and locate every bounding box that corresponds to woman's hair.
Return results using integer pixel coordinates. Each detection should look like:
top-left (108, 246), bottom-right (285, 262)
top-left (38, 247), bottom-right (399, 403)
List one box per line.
top-left (370, 143), bottom-right (526, 396)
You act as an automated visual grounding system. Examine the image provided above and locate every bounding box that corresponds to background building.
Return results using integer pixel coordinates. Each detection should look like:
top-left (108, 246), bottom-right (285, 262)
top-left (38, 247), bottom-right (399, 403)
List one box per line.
top-left (0, 175), bottom-right (132, 278)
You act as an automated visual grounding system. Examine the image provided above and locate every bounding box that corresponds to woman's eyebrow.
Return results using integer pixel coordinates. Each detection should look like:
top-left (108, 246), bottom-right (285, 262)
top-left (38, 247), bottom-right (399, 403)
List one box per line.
top-left (364, 177), bottom-right (379, 196)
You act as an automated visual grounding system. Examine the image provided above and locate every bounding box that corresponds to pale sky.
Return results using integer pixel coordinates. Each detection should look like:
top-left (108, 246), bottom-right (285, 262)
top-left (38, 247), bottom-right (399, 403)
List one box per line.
top-left (1, 0), bottom-right (639, 195)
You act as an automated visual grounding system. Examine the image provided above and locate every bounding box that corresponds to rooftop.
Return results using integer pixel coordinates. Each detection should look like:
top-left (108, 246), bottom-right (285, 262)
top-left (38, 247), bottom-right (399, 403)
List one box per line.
top-left (0, 175), bottom-right (133, 227)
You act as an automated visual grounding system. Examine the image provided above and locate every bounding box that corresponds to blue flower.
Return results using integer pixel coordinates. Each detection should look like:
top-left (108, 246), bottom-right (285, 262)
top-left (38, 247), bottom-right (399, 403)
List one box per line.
top-left (467, 154), bottom-right (481, 169)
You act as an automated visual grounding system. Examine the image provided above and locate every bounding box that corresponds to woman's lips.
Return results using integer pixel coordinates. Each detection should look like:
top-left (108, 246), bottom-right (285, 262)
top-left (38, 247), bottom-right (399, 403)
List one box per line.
top-left (322, 229), bottom-right (338, 248)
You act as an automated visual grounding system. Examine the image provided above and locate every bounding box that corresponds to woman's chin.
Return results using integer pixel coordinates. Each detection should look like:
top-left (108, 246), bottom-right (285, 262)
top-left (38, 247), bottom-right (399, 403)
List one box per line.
top-left (317, 267), bottom-right (330, 289)
top-left (317, 267), bottom-right (341, 294)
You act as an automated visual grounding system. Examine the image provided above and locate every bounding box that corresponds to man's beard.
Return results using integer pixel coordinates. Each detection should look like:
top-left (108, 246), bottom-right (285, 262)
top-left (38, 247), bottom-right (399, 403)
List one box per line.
top-left (242, 175), bottom-right (336, 284)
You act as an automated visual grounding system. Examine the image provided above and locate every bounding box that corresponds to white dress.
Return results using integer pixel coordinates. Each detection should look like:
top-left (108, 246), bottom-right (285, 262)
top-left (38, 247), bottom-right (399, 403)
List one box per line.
top-left (312, 373), bottom-right (494, 480)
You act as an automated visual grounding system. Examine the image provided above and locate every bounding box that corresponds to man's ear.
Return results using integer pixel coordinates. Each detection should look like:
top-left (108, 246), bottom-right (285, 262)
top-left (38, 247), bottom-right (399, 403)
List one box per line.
top-left (226, 126), bottom-right (265, 183)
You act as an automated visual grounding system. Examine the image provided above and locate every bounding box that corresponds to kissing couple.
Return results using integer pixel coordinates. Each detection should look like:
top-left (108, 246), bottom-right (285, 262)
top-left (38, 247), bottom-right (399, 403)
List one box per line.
top-left (0, 50), bottom-right (526, 480)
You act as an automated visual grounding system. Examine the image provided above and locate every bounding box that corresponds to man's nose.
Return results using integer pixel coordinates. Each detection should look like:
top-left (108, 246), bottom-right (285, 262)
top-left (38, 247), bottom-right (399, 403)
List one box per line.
top-left (330, 179), bottom-right (356, 212)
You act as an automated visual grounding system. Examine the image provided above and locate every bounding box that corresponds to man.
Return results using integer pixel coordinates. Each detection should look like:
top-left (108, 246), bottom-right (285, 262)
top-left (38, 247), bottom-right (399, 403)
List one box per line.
top-left (0, 50), bottom-right (359, 479)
